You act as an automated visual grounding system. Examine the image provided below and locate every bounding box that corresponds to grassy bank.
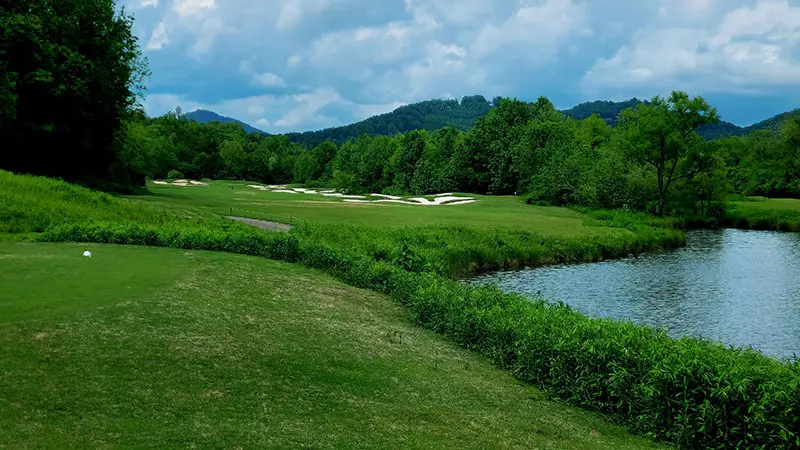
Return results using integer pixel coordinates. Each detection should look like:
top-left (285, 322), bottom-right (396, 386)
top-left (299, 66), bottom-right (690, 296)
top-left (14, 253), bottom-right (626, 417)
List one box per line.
top-left (723, 197), bottom-right (800, 231)
top-left (0, 242), bottom-right (664, 449)
top-left (6, 171), bottom-right (800, 448)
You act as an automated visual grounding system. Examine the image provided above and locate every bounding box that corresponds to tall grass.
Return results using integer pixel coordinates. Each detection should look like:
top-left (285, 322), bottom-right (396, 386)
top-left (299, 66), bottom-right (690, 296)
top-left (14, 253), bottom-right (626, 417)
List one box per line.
top-left (289, 221), bottom-right (685, 278)
top-left (0, 170), bottom-right (186, 233)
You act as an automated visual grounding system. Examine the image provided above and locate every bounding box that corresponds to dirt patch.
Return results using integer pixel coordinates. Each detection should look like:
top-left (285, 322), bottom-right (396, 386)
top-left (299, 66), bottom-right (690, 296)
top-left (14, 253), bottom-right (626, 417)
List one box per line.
top-left (32, 332), bottom-right (50, 340)
top-left (225, 216), bottom-right (292, 232)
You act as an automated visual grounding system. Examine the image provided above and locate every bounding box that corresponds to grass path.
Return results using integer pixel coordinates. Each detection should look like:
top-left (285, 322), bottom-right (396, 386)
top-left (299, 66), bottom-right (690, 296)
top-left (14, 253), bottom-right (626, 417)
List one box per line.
top-left (0, 242), bottom-right (666, 449)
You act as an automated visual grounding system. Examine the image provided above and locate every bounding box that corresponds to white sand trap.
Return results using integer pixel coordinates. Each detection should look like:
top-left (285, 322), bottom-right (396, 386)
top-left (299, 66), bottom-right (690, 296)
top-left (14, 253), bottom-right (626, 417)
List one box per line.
top-left (292, 188), bottom-right (318, 194)
top-left (247, 184), bottom-right (270, 190)
top-left (442, 200), bottom-right (477, 206)
top-left (343, 199), bottom-right (371, 203)
top-left (434, 193), bottom-right (454, 197)
top-left (320, 190), bottom-right (336, 193)
top-left (322, 193), bottom-right (366, 199)
top-left (190, 181), bottom-right (209, 186)
top-left (152, 181), bottom-right (168, 185)
top-left (272, 189), bottom-right (298, 194)
top-left (173, 179), bottom-right (188, 184)
top-left (268, 185), bottom-right (288, 189)
top-left (371, 193), bottom-right (402, 200)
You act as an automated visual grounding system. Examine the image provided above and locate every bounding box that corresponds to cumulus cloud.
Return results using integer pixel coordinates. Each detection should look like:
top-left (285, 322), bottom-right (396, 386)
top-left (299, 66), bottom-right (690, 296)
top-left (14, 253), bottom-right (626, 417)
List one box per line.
top-left (145, 22), bottom-right (169, 51)
top-left (583, 0), bottom-right (800, 95)
top-left (471, 0), bottom-right (592, 59)
top-left (134, 0), bottom-right (800, 131)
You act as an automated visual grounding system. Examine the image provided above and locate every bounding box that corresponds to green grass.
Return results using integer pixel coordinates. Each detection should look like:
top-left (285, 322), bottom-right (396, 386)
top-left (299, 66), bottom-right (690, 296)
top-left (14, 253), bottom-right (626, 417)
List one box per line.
top-left (0, 242), bottom-right (666, 449)
top-left (725, 197), bottom-right (800, 231)
top-left (0, 170), bottom-right (188, 234)
top-left (132, 181), bottom-right (617, 238)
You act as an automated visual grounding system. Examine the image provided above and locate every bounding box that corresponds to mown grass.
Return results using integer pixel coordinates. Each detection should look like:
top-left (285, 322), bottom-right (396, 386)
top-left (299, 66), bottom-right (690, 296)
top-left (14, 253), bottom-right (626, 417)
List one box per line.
top-left (0, 242), bottom-right (665, 449)
top-left (128, 180), bottom-right (685, 278)
top-left (133, 180), bottom-right (618, 237)
top-left (8, 171), bottom-right (800, 448)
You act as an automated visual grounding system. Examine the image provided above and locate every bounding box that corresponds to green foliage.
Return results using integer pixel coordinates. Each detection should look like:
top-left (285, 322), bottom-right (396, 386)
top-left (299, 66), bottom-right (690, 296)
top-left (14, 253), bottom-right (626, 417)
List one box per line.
top-left (0, 0), bottom-right (148, 190)
top-left (166, 169), bottom-right (183, 180)
top-left (284, 96), bottom-right (493, 148)
top-left (0, 169), bottom-right (176, 234)
top-left (615, 92), bottom-right (720, 215)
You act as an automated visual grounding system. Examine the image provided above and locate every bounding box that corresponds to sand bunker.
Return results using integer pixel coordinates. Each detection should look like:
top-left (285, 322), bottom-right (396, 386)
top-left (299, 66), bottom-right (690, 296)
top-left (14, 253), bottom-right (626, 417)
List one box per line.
top-left (245, 184), bottom-right (476, 206)
top-left (344, 196), bottom-right (476, 206)
top-left (153, 179), bottom-right (208, 186)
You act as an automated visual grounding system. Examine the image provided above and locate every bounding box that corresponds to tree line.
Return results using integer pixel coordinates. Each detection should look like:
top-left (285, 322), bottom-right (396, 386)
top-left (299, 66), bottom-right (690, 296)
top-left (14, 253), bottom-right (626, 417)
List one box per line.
top-left (3, 0), bottom-right (799, 217)
top-left (122, 93), bottom-right (800, 217)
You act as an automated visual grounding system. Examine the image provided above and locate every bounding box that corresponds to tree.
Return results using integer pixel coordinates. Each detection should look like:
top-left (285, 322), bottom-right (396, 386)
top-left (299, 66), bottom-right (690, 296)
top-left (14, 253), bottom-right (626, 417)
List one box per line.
top-left (0, 0), bottom-right (148, 190)
top-left (616, 91), bottom-right (719, 215)
top-left (219, 140), bottom-right (248, 179)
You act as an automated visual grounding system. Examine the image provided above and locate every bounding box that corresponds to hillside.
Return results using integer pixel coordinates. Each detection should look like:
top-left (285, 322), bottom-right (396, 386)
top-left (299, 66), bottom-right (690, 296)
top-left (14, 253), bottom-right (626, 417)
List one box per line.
top-left (184, 109), bottom-right (268, 135)
top-left (561, 98), bottom-right (644, 124)
top-left (284, 95), bottom-right (494, 148)
top-left (182, 98), bottom-right (798, 146)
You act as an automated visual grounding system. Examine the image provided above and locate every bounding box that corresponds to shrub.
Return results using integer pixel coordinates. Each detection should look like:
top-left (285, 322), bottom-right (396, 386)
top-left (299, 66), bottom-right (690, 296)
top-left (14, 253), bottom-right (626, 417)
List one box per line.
top-left (167, 169), bottom-right (184, 180)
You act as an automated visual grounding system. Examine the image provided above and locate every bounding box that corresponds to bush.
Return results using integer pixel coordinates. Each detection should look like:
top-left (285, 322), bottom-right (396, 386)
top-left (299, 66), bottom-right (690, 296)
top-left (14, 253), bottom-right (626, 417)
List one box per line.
top-left (167, 170), bottom-right (184, 180)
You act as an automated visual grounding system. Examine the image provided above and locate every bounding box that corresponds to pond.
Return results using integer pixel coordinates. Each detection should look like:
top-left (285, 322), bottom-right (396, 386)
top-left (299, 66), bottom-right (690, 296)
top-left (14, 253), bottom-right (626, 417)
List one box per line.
top-left (470, 229), bottom-right (800, 360)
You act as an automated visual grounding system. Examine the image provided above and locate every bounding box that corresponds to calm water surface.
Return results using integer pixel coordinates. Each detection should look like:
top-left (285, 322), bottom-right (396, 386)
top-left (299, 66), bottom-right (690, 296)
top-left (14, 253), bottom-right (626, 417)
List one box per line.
top-left (471, 229), bottom-right (800, 360)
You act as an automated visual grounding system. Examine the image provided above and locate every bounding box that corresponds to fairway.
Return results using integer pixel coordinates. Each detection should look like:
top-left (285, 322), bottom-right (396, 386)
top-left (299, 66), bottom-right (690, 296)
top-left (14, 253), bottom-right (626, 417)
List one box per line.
top-left (730, 197), bottom-right (800, 213)
top-left (129, 181), bottom-right (621, 238)
top-left (0, 242), bottom-right (665, 449)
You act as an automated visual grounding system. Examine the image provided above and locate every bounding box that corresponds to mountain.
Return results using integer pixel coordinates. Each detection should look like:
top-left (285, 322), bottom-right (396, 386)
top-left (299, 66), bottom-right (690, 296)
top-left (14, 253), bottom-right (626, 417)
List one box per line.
top-left (284, 95), bottom-right (494, 148)
top-left (183, 109), bottom-right (268, 135)
top-left (183, 98), bottom-right (799, 146)
top-left (562, 98), bottom-right (644, 125)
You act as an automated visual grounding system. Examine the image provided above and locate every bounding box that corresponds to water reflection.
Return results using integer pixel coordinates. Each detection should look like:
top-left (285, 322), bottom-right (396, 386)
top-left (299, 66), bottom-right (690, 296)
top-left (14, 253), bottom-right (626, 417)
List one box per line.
top-left (470, 229), bottom-right (800, 360)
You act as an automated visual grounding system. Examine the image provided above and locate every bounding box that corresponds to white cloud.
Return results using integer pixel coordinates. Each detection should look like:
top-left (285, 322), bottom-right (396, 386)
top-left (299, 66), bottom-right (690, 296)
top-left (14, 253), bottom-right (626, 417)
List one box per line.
top-left (583, 0), bottom-right (800, 95)
top-left (248, 105), bottom-right (266, 115)
top-left (471, 0), bottom-right (592, 59)
top-left (274, 87), bottom-right (344, 127)
top-left (255, 118), bottom-right (271, 129)
top-left (138, 0), bottom-right (159, 8)
top-left (172, 0), bottom-right (216, 17)
top-left (239, 58), bottom-right (286, 88)
top-left (287, 54), bottom-right (302, 67)
top-left (276, 0), bottom-right (339, 31)
top-left (145, 22), bottom-right (169, 51)
top-left (251, 72), bottom-right (286, 88)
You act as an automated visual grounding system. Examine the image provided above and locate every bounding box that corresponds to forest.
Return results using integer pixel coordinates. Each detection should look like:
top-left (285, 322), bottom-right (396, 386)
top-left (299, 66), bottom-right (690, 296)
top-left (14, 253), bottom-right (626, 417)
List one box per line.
top-left (123, 94), bottom-right (800, 217)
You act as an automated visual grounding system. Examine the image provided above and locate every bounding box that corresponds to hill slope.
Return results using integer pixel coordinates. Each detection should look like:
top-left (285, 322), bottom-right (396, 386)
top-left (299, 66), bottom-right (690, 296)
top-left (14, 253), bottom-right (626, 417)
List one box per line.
top-left (285, 95), bottom-right (494, 147)
top-left (184, 109), bottom-right (268, 135)
top-left (0, 241), bottom-right (664, 449)
top-left (182, 98), bottom-right (799, 146)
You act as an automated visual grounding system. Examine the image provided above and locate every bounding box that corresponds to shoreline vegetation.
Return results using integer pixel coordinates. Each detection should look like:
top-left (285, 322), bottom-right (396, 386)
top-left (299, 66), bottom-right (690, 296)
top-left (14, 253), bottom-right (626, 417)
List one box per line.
top-left (4, 170), bottom-right (800, 448)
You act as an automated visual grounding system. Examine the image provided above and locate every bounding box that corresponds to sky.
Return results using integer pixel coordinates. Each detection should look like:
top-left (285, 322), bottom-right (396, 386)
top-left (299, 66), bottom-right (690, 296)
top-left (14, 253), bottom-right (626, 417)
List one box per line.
top-left (126, 0), bottom-right (800, 132)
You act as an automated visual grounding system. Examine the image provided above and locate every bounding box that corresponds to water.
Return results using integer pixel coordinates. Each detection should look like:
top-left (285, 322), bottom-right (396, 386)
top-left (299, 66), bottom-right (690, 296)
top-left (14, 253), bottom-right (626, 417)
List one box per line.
top-left (471, 229), bottom-right (800, 360)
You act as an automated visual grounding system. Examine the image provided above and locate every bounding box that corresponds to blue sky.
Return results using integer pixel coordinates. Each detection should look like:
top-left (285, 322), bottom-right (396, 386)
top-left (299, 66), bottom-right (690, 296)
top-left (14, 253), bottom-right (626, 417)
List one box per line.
top-left (126, 0), bottom-right (800, 132)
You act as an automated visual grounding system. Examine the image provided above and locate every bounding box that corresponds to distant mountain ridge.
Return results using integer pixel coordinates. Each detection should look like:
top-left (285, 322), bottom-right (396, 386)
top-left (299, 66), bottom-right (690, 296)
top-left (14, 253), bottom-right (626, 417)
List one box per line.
top-left (182, 97), bottom-right (799, 146)
top-left (183, 109), bottom-right (268, 135)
